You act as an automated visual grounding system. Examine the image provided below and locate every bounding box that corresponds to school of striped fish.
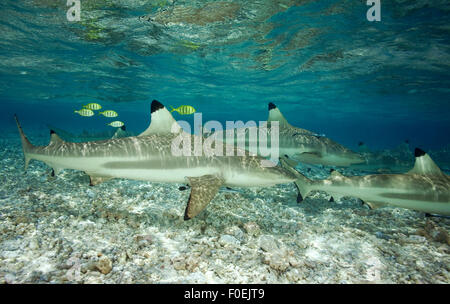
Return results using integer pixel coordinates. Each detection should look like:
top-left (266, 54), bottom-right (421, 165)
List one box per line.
top-left (74, 103), bottom-right (124, 128)
top-left (74, 103), bottom-right (196, 129)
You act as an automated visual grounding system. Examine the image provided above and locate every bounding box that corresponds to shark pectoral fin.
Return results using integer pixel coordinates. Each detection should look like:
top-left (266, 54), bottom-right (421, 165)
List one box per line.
top-left (363, 201), bottom-right (387, 210)
top-left (184, 175), bottom-right (224, 220)
top-left (295, 183), bottom-right (304, 203)
top-left (279, 156), bottom-right (312, 203)
top-left (88, 175), bottom-right (113, 186)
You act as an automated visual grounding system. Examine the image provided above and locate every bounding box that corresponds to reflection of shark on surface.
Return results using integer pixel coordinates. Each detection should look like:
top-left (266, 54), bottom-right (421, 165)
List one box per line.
top-left (16, 100), bottom-right (299, 220)
top-left (46, 124), bottom-right (133, 142)
top-left (211, 103), bottom-right (364, 167)
top-left (282, 148), bottom-right (450, 216)
top-left (351, 140), bottom-right (415, 173)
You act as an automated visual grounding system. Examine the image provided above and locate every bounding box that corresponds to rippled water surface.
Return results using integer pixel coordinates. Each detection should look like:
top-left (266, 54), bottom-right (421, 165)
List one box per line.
top-left (0, 0), bottom-right (449, 149)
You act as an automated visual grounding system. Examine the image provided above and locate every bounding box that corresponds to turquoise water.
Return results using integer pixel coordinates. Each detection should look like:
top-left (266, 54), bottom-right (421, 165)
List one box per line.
top-left (1, 1), bottom-right (450, 284)
top-left (1, 0), bottom-right (449, 150)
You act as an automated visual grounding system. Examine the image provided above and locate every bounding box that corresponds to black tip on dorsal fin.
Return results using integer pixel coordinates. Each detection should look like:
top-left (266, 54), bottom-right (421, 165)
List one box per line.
top-left (151, 100), bottom-right (164, 113)
top-left (358, 141), bottom-right (364, 146)
top-left (50, 129), bottom-right (56, 135)
top-left (120, 125), bottom-right (126, 131)
top-left (415, 147), bottom-right (426, 157)
top-left (268, 102), bottom-right (277, 110)
top-left (330, 169), bottom-right (335, 173)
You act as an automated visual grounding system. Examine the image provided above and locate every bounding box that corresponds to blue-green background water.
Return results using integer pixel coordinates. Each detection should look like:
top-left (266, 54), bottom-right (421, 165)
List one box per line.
top-left (1, 0), bottom-right (449, 151)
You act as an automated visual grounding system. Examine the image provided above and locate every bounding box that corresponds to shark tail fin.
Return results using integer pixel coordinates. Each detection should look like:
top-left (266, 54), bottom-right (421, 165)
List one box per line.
top-left (14, 114), bottom-right (34, 170)
top-left (279, 156), bottom-right (312, 203)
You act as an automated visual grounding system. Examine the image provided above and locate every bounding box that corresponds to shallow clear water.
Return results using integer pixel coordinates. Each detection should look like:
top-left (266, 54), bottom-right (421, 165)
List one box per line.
top-left (0, 0), bottom-right (449, 285)
top-left (1, 0), bottom-right (449, 150)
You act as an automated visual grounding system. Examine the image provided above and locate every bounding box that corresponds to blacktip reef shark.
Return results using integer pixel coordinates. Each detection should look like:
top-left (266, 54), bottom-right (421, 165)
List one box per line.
top-left (15, 100), bottom-right (298, 220)
top-left (281, 148), bottom-right (450, 215)
top-left (266, 103), bottom-right (364, 166)
top-left (211, 102), bottom-right (364, 167)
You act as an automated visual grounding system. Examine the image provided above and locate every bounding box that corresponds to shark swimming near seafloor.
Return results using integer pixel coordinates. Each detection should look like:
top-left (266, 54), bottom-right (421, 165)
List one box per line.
top-left (15, 100), bottom-right (298, 220)
top-left (281, 148), bottom-right (450, 216)
top-left (210, 102), bottom-right (364, 167)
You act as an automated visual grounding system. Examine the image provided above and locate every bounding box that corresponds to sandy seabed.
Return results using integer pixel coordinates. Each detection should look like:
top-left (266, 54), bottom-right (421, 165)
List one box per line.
top-left (0, 134), bottom-right (449, 284)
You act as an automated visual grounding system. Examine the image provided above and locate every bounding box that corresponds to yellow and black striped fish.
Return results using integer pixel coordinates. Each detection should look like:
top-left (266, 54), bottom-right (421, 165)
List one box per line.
top-left (74, 109), bottom-right (94, 117)
top-left (83, 103), bottom-right (102, 110)
top-left (98, 110), bottom-right (118, 118)
top-left (170, 105), bottom-right (196, 115)
top-left (107, 121), bottom-right (124, 128)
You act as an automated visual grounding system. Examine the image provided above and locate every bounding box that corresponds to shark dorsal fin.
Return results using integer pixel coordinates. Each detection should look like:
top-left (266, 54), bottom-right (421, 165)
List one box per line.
top-left (330, 169), bottom-right (344, 179)
top-left (267, 102), bottom-right (291, 128)
top-left (138, 100), bottom-right (183, 136)
top-left (408, 148), bottom-right (444, 176)
top-left (49, 130), bottom-right (64, 145)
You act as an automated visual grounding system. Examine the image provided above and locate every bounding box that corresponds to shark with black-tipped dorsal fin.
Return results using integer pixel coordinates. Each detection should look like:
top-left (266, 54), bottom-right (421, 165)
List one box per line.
top-left (281, 148), bottom-right (450, 215)
top-left (15, 100), bottom-right (298, 220)
top-left (267, 103), bottom-right (364, 166)
top-left (212, 102), bottom-right (364, 167)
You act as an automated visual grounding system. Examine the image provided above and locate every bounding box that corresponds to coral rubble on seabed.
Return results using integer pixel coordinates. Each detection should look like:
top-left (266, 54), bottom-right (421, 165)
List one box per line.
top-left (0, 135), bottom-right (449, 284)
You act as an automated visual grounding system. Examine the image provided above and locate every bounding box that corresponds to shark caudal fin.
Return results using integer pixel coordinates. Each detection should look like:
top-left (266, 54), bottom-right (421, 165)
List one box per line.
top-left (14, 115), bottom-right (34, 170)
top-left (279, 156), bottom-right (313, 203)
top-left (138, 100), bottom-right (183, 136)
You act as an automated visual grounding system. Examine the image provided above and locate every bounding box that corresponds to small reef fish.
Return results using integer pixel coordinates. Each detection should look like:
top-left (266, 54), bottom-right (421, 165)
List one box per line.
top-left (107, 121), bottom-right (124, 128)
top-left (83, 103), bottom-right (102, 110)
top-left (99, 110), bottom-right (118, 118)
top-left (170, 105), bottom-right (196, 115)
top-left (74, 109), bottom-right (94, 117)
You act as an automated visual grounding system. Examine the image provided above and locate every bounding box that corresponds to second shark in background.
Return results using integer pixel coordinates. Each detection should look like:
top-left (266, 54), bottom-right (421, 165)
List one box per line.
top-left (210, 103), bottom-right (364, 167)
